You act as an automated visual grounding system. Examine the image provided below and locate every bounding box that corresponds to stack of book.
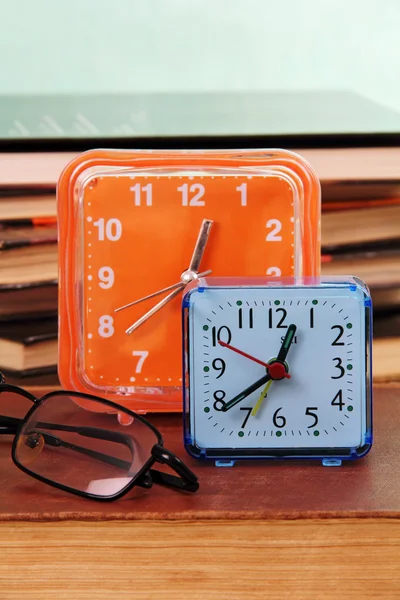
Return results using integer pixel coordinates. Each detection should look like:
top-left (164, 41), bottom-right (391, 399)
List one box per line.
top-left (0, 186), bottom-right (58, 388)
top-left (0, 91), bottom-right (399, 386)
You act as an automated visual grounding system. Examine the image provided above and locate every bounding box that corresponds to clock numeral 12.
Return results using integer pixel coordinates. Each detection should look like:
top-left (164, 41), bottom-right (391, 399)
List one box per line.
top-left (178, 183), bottom-right (205, 206)
top-left (268, 308), bottom-right (287, 328)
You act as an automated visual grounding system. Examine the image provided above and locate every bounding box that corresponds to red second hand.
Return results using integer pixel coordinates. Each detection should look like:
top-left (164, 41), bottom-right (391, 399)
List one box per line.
top-left (218, 340), bottom-right (270, 368)
top-left (218, 340), bottom-right (291, 379)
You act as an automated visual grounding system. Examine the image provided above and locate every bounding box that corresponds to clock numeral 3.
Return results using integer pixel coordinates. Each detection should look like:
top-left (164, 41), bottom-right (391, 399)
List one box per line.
top-left (331, 357), bottom-right (345, 379)
top-left (331, 325), bottom-right (345, 346)
top-left (331, 389), bottom-right (345, 411)
top-left (268, 308), bottom-right (287, 328)
top-left (212, 358), bottom-right (226, 379)
top-left (238, 308), bottom-right (253, 329)
top-left (212, 326), bottom-right (232, 347)
top-left (266, 267), bottom-right (281, 276)
top-left (213, 390), bottom-right (226, 412)
top-left (178, 183), bottom-right (205, 206)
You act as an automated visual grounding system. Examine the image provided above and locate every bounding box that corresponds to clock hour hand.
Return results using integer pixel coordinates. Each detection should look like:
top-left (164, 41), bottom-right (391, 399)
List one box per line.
top-left (251, 325), bottom-right (297, 417)
top-left (188, 219), bottom-right (213, 274)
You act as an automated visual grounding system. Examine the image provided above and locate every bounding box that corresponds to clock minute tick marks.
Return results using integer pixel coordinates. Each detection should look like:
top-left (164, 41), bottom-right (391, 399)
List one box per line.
top-left (343, 316), bottom-right (349, 320)
top-left (306, 430), bottom-right (310, 436)
top-left (219, 305), bottom-right (224, 310)
top-left (304, 300), bottom-right (308, 305)
top-left (323, 301), bottom-right (327, 306)
top-left (298, 431), bottom-right (302, 436)
top-left (324, 430), bottom-right (329, 435)
top-left (211, 310), bottom-right (217, 315)
top-left (297, 301), bottom-right (301, 305)
top-left (333, 427), bottom-right (337, 432)
top-left (331, 304), bottom-right (336, 308)
top-left (203, 336), bottom-right (208, 340)
top-left (227, 302), bottom-right (232, 307)
top-left (340, 421), bottom-right (345, 426)
top-left (207, 318), bottom-right (212, 322)
top-left (338, 309), bottom-right (343, 313)
top-left (291, 430), bottom-right (295, 436)
top-left (207, 415), bottom-right (213, 421)
top-left (290, 301), bottom-right (293, 306)
top-left (229, 431), bottom-right (234, 436)
top-left (213, 422), bottom-right (218, 428)
top-left (261, 301), bottom-right (265, 306)
top-left (345, 414), bottom-right (350, 419)
top-left (220, 428), bottom-right (225, 433)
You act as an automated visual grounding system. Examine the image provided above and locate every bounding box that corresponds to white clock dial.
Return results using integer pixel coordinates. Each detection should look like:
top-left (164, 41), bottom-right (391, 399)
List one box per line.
top-left (186, 284), bottom-right (369, 455)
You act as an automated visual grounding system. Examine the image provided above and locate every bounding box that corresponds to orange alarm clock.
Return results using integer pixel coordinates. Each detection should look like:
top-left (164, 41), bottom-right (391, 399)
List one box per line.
top-left (58, 149), bottom-right (320, 412)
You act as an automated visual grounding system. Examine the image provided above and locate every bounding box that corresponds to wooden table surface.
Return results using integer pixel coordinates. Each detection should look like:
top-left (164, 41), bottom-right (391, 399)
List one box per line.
top-left (1, 384), bottom-right (400, 599)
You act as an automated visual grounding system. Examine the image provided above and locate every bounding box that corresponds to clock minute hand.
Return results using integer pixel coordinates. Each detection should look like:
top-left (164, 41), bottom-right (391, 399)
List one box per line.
top-left (115, 269), bottom-right (212, 313)
top-left (188, 219), bottom-right (213, 274)
top-left (276, 324), bottom-right (297, 363)
top-left (222, 373), bottom-right (271, 412)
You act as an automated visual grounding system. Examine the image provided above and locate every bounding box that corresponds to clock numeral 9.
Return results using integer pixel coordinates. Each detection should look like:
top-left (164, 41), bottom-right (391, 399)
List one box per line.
top-left (265, 219), bottom-right (282, 241)
top-left (93, 218), bottom-right (122, 241)
top-left (212, 326), bottom-right (232, 346)
top-left (212, 358), bottom-right (226, 379)
top-left (178, 183), bottom-right (205, 206)
top-left (331, 325), bottom-right (345, 346)
top-left (273, 407), bottom-right (286, 428)
top-left (268, 308), bottom-right (287, 328)
top-left (98, 266), bottom-right (114, 289)
top-left (98, 315), bottom-right (114, 338)
top-left (331, 357), bottom-right (345, 379)
top-left (213, 390), bottom-right (226, 412)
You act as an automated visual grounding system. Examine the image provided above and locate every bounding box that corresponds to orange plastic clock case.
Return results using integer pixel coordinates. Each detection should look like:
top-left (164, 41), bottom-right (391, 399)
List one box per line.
top-left (58, 149), bottom-right (320, 413)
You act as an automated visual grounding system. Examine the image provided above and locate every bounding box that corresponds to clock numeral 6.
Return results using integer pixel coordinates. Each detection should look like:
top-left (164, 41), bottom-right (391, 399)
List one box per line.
top-left (273, 407), bottom-right (286, 428)
top-left (132, 351), bottom-right (149, 373)
top-left (213, 390), bottom-right (226, 412)
top-left (98, 315), bottom-right (114, 338)
top-left (178, 183), bottom-right (205, 206)
top-left (98, 266), bottom-right (114, 289)
top-left (93, 218), bottom-right (122, 241)
top-left (265, 219), bottom-right (282, 241)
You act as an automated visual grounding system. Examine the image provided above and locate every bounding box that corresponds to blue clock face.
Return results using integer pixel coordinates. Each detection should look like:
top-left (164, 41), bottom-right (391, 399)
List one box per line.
top-left (184, 281), bottom-right (372, 460)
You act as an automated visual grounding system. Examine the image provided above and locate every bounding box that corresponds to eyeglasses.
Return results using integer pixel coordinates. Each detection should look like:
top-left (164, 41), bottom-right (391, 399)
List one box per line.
top-left (0, 374), bottom-right (198, 500)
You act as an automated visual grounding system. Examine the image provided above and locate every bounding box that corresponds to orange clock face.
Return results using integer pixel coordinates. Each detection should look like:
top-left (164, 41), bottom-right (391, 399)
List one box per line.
top-left (58, 150), bottom-right (320, 412)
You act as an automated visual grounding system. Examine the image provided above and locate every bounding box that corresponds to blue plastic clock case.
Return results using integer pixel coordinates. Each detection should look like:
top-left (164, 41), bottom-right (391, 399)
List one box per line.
top-left (182, 276), bottom-right (373, 466)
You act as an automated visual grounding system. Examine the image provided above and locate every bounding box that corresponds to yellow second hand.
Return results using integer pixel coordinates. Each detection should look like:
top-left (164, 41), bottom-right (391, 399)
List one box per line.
top-left (251, 379), bottom-right (273, 417)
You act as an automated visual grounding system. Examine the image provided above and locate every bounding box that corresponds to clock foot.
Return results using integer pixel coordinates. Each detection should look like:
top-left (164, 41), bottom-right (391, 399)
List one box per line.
top-left (215, 460), bottom-right (236, 468)
top-left (322, 458), bottom-right (342, 467)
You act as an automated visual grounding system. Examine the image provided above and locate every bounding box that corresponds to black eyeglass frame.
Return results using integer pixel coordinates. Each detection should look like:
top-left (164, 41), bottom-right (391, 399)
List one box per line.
top-left (0, 376), bottom-right (199, 501)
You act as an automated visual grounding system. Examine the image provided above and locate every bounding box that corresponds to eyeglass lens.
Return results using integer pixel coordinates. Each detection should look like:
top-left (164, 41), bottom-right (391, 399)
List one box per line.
top-left (13, 394), bottom-right (158, 498)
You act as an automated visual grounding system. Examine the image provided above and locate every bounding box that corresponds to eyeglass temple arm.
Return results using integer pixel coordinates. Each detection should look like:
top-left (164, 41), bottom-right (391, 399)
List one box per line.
top-left (0, 415), bottom-right (23, 436)
top-left (149, 444), bottom-right (199, 493)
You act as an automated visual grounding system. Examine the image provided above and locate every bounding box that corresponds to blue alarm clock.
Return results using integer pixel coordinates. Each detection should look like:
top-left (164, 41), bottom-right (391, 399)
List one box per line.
top-left (183, 277), bottom-right (372, 466)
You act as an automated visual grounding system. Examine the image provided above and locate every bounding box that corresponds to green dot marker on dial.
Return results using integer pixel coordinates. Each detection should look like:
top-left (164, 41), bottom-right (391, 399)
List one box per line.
top-left (203, 325), bottom-right (209, 331)
top-left (313, 430), bottom-right (320, 436)
top-left (276, 430), bottom-right (282, 437)
top-left (236, 300), bottom-right (242, 306)
top-left (204, 407), bottom-right (210, 413)
top-left (347, 405), bottom-right (354, 412)
top-left (203, 366), bottom-right (210, 372)
top-left (238, 431), bottom-right (244, 437)
top-left (346, 323), bottom-right (353, 329)
top-left (274, 300), bottom-right (280, 305)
